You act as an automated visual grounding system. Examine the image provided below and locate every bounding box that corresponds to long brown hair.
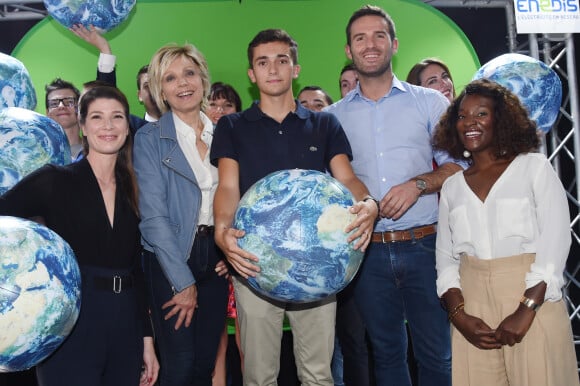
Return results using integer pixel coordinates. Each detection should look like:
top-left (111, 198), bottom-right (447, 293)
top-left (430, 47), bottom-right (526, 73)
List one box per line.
top-left (78, 86), bottom-right (139, 215)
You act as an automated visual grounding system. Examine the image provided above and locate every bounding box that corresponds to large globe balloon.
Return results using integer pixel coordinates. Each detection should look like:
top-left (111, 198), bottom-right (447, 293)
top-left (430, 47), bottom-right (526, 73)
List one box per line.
top-left (43, 0), bottom-right (136, 32)
top-left (0, 53), bottom-right (36, 110)
top-left (0, 107), bottom-right (71, 195)
top-left (473, 53), bottom-right (562, 133)
top-left (0, 216), bottom-right (81, 372)
top-left (234, 169), bottom-right (364, 303)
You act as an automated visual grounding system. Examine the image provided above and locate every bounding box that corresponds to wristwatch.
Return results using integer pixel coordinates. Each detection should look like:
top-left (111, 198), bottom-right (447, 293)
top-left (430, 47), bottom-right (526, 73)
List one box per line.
top-left (363, 196), bottom-right (380, 213)
top-left (415, 179), bottom-right (427, 195)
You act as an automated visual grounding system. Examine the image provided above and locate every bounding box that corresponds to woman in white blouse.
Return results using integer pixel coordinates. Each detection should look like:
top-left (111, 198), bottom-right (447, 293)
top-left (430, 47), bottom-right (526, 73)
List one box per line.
top-left (432, 79), bottom-right (578, 386)
top-left (133, 44), bottom-right (229, 385)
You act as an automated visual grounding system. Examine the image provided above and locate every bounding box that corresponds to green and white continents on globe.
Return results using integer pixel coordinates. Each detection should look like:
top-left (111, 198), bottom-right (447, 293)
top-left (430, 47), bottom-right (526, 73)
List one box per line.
top-left (0, 217), bottom-right (81, 372)
top-left (234, 169), bottom-right (364, 303)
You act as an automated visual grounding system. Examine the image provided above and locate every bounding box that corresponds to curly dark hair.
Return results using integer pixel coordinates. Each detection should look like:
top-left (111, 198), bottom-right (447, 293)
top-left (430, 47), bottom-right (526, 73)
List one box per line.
top-left (433, 79), bottom-right (539, 160)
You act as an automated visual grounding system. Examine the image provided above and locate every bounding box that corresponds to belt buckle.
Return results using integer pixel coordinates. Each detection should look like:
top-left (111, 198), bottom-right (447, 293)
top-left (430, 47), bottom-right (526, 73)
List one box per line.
top-left (382, 231), bottom-right (396, 243)
top-left (198, 225), bottom-right (209, 237)
top-left (113, 275), bottom-right (122, 294)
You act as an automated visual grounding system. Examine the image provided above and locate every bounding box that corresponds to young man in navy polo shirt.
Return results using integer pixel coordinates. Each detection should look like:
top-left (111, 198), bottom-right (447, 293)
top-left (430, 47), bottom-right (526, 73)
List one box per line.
top-left (210, 29), bottom-right (378, 385)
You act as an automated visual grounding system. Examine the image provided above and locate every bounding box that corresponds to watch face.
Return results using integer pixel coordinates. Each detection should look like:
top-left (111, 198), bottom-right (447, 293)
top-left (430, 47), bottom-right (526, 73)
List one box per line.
top-left (416, 179), bottom-right (427, 191)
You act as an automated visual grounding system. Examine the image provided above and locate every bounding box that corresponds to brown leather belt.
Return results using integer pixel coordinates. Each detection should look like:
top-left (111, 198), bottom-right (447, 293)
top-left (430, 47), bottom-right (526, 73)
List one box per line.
top-left (371, 224), bottom-right (437, 243)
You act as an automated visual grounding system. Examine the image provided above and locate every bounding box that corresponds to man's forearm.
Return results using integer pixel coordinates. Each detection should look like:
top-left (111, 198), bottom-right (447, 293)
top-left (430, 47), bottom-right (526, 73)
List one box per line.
top-left (413, 162), bottom-right (463, 195)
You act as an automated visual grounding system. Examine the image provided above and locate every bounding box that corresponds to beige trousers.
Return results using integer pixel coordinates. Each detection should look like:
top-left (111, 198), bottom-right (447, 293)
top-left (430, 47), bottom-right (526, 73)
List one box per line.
top-left (232, 276), bottom-right (335, 386)
top-left (452, 253), bottom-right (578, 386)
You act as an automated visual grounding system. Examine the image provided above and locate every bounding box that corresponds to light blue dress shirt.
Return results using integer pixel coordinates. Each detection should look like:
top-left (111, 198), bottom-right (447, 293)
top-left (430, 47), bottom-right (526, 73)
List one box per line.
top-left (325, 75), bottom-right (460, 232)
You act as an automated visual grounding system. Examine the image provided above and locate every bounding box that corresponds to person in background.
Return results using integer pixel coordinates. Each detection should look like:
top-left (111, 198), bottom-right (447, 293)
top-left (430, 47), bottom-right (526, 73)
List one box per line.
top-left (0, 86), bottom-right (159, 386)
top-left (406, 58), bottom-right (455, 103)
top-left (433, 79), bottom-right (579, 386)
top-left (297, 85), bottom-right (333, 112)
top-left (211, 28), bottom-right (378, 386)
top-left (133, 43), bottom-right (229, 386)
top-left (70, 24), bottom-right (160, 125)
top-left (207, 81), bottom-right (244, 386)
top-left (326, 5), bottom-right (464, 385)
top-left (339, 63), bottom-right (358, 98)
top-left (45, 78), bottom-right (83, 161)
top-left (135, 64), bottom-right (161, 122)
top-left (206, 81), bottom-right (242, 125)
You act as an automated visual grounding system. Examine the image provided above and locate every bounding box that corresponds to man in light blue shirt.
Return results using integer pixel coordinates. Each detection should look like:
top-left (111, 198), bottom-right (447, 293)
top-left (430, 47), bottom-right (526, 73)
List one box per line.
top-left (325, 5), bottom-right (464, 386)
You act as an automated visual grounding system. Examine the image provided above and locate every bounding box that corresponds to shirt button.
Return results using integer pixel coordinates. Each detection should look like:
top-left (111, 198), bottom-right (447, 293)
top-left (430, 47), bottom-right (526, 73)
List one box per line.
top-left (278, 130), bottom-right (283, 135)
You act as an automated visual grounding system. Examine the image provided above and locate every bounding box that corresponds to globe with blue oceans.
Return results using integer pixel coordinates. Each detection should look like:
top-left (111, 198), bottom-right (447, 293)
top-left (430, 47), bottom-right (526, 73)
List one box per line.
top-left (473, 53), bottom-right (562, 133)
top-left (234, 169), bottom-right (364, 303)
top-left (0, 53), bottom-right (37, 110)
top-left (0, 107), bottom-right (71, 195)
top-left (0, 216), bottom-right (81, 372)
top-left (43, 0), bottom-right (136, 32)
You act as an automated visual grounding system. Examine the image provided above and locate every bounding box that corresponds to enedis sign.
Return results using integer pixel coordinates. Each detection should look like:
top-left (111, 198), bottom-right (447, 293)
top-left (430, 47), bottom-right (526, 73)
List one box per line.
top-left (514, 0), bottom-right (580, 32)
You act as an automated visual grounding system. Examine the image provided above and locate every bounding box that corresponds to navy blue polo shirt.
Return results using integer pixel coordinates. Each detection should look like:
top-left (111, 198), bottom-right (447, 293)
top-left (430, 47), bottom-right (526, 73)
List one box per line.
top-left (210, 101), bottom-right (353, 195)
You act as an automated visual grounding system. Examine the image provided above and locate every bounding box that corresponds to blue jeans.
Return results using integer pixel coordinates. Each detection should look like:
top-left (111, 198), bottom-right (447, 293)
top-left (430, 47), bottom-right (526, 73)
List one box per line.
top-left (331, 336), bottom-right (344, 386)
top-left (144, 232), bottom-right (229, 386)
top-left (354, 233), bottom-right (451, 386)
top-left (336, 277), bottom-right (371, 386)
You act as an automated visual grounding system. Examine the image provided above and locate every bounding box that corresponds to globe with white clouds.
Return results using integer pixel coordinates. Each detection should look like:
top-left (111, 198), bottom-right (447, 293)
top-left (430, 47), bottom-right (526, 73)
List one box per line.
top-left (473, 53), bottom-right (562, 134)
top-left (43, 0), bottom-right (136, 32)
top-left (0, 53), bottom-right (36, 110)
top-left (0, 216), bottom-right (81, 372)
top-left (234, 169), bottom-right (364, 303)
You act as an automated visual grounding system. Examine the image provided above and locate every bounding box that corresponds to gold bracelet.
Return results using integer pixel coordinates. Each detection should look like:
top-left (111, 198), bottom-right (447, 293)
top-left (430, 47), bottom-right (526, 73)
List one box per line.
top-left (448, 302), bottom-right (465, 322)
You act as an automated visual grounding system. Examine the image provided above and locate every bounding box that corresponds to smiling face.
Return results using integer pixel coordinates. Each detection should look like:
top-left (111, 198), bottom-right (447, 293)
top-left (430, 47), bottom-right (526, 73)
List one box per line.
top-left (46, 88), bottom-right (78, 130)
top-left (248, 41), bottom-right (300, 98)
top-left (456, 94), bottom-right (495, 156)
top-left (345, 15), bottom-right (398, 78)
top-left (81, 98), bottom-right (129, 157)
top-left (161, 55), bottom-right (204, 118)
top-left (420, 63), bottom-right (454, 102)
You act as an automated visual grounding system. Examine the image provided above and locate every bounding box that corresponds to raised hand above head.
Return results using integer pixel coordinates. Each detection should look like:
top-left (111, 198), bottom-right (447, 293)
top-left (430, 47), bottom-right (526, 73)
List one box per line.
top-left (70, 24), bottom-right (111, 54)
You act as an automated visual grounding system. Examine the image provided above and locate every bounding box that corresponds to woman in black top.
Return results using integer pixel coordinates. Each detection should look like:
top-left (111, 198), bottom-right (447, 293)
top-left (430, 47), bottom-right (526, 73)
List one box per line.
top-left (0, 86), bottom-right (159, 386)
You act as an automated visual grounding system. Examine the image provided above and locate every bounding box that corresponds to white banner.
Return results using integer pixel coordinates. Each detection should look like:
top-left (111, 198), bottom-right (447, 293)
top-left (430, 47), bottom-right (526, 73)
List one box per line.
top-left (514, 0), bottom-right (580, 33)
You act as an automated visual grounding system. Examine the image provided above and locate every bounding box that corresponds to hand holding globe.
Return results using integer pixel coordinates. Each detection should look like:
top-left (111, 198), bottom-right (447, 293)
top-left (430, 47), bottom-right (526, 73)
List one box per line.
top-left (232, 169), bottom-right (365, 303)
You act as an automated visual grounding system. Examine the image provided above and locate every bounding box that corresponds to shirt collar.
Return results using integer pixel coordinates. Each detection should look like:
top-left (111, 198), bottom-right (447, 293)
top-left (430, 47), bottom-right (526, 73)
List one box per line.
top-left (243, 99), bottom-right (310, 121)
top-left (173, 111), bottom-right (214, 146)
top-left (345, 74), bottom-right (407, 103)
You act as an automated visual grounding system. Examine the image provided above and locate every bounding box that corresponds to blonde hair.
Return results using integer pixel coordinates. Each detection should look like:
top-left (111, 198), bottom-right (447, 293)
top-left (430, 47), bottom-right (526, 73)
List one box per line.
top-left (147, 43), bottom-right (211, 114)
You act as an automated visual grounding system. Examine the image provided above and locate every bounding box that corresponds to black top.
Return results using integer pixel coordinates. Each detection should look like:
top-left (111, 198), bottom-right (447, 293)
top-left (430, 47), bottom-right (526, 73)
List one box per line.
top-left (210, 101), bottom-right (353, 195)
top-left (0, 158), bottom-right (151, 335)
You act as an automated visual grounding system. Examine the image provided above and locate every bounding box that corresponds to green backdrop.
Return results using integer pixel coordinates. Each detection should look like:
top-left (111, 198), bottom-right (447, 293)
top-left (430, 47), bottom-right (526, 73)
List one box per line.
top-left (12, 0), bottom-right (480, 117)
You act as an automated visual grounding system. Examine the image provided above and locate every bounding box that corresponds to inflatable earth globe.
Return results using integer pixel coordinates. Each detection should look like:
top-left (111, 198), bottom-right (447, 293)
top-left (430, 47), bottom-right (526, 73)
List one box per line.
top-left (473, 53), bottom-right (562, 133)
top-left (234, 169), bottom-right (364, 303)
top-left (0, 216), bottom-right (81, 372)
top-left (43, 0), bottom-right (136, 32)
top-left (0, 52), bottom-right (36, 110)
top-left (0, 107), bottom-right (71, 195)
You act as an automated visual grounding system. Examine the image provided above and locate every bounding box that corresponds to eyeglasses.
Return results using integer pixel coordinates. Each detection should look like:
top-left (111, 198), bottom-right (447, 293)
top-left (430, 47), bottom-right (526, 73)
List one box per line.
top-left (207, 101), bottom-right (235, 113)
top-left (47, 97), bottom-right (76, 110)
